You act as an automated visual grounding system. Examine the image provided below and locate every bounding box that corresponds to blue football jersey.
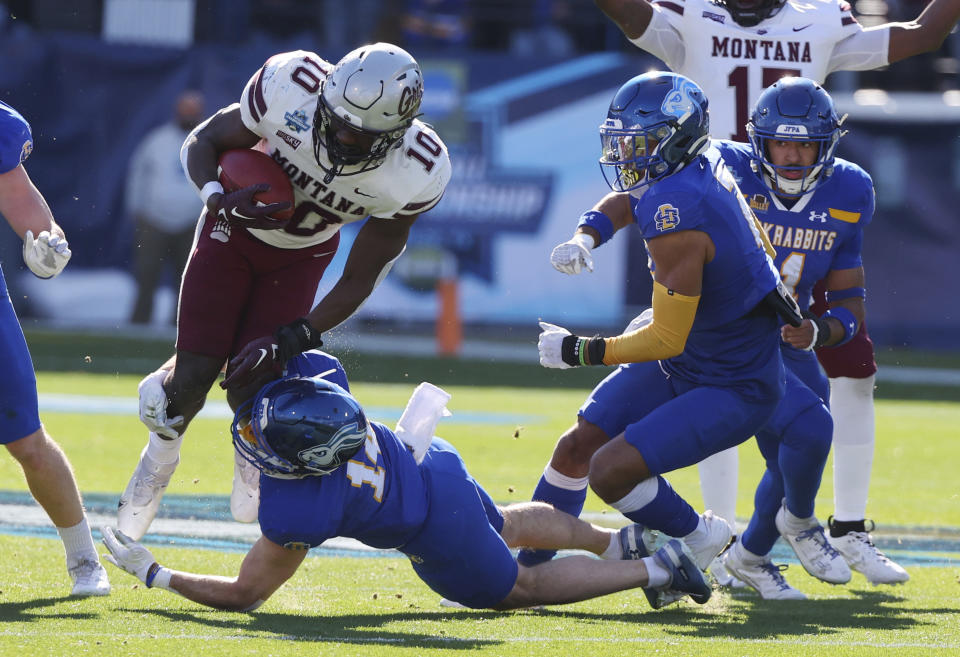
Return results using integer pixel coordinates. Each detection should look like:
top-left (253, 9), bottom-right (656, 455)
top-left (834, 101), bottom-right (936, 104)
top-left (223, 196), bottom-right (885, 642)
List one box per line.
top-left (629, 146), bottom-right (783, 398)
top-left (0, 101), bottom-right (33, 175)
top-left (259, 420), bottom-right (430, 550)
top-left (715, 140), bottom-right (873, 314)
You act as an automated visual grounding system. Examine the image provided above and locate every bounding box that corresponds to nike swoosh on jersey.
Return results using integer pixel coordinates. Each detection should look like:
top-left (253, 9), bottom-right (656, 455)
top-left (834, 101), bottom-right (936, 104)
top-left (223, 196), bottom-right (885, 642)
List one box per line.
top-left (312, 250), bottom-right (337, 258)
top-left (353, 187), bottom-right (376, 198)
top-left (793, 24), bottom-right (812, 31)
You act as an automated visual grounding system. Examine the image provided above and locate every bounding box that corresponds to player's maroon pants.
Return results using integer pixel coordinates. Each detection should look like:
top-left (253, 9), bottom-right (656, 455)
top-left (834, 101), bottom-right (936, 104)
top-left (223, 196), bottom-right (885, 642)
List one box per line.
top-left (810, 280), bottom-right (877, 379)
top-left (176, 212), bottom-right (339, 360)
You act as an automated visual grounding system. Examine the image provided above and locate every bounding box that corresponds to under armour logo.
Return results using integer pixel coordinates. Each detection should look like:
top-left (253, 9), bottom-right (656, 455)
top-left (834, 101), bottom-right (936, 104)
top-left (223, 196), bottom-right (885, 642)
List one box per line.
top-left (808, 211), bottom-right (828, 223)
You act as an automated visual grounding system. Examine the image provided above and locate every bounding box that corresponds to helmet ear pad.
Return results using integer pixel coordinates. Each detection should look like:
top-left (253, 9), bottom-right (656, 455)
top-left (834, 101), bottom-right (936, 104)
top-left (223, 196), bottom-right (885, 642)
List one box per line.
top-left (660, 124), bottom-right (710, 168)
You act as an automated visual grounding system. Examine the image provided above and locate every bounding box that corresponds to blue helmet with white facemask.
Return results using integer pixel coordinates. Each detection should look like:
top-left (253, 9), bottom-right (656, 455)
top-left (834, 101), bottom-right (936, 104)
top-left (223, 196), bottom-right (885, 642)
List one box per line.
top-left (747, 77), bottom-right (845, 198)
top-left (599, 71), bottom-right (710, 193)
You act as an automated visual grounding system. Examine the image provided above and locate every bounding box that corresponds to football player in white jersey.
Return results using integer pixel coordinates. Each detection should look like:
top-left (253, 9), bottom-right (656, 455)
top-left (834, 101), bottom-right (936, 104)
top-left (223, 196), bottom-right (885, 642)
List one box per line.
top-left (117, 43), bottom-right (452, 540)
top-left (598, 0), bottom-right (960, 140)
top-left (593, 0), bottom-right (958, 585)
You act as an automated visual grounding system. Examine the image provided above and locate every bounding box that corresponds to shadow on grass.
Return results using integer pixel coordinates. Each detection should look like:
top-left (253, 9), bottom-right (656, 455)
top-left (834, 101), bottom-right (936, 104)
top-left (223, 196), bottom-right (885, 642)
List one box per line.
top-left (532, 588), bottom-right (959, 639)
top-left (115, 608), bottom-right (504, 648)
top-left (104, 587), bottom-right (960, 646)
top-left (0, 596), bottom-right (101, 622)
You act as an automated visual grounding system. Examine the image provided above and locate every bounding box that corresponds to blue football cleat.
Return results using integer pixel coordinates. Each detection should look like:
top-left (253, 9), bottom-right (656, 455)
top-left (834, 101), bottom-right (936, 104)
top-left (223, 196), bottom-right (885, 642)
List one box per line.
top-left (654, 539), bottom-right (713, 605)
top-left (618, 524), bottom-right (675, 609)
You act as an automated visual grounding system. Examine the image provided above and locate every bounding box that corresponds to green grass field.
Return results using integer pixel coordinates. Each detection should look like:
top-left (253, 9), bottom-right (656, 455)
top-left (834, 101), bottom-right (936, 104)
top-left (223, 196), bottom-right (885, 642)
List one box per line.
top-left (1, 372), bottom-right (958, 656)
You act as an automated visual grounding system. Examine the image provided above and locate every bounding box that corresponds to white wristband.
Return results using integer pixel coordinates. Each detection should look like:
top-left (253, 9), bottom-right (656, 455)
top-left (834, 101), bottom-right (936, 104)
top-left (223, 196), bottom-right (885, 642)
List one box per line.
top-left (572, 231), bottom-right (595, 251)
top-left (150, 566), bottom-right (174, 591)
top-left (200, 181), bottom-right (224, 206)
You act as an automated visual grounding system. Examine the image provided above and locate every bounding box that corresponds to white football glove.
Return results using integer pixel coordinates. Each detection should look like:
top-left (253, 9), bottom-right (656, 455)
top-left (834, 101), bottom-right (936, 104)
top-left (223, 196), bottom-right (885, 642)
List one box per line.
top-left (395, 382), bottom-right (452, 465)
top-left (23, 230), bottom-right (71, 279)
top-left (624, 308), bottom-right (654, 334)
top-left (550, 233), bottom-right (594, 275)
top-left (538, 321), bottom-right (573, 369)
top-left (102, 526), bottom-right (156, 583)
top-left (138, 369), bottom-right (183, 439)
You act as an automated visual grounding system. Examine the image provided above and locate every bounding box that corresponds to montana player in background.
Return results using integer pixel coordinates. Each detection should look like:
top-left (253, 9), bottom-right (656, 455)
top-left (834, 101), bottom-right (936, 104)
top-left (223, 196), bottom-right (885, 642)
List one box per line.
top-left (117, 43), bottom-right (451, 541)
top-left (596, 0), bottom-right (960, 141)
top-left (715, 78), bottom-right (907, 596)
top-left (104, 351), bottom-right (714, 612)
top-left (0, 101), bottom-right (110, 596)
top-left (594, 0), bottom-right (957, 583)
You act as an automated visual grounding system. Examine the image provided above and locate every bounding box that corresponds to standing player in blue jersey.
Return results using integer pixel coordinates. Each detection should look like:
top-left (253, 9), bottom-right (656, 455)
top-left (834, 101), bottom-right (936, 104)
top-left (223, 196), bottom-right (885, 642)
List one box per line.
top-left (101, 350), bottom-right (713, 611)
top-left (714, 77), bottom-right (908, 595)
top-left (594, 0), bottom-right (944, 586)
top-left (0, 101), bottom-right (110, 596)
top-left (532, 71), bottom-right (804, 607)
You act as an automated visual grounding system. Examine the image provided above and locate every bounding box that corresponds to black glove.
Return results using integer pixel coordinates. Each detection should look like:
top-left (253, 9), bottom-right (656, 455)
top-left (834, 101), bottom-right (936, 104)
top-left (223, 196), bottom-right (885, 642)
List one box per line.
top-left (216, 184), bottom-right (291, 231)
top-left (801, 310), bottom-right (832, 349)
top-left (220, 318), bottom-right (323, 390)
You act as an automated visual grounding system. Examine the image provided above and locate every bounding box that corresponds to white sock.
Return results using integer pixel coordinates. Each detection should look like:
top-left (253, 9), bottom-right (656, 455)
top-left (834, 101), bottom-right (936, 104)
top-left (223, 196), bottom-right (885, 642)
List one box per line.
top-left (683, 514), bottom-right (707, 545)
top-left (146, 431), bottom-right (182, 465)
top-left (600, 531), bottom-right (621, 560)
top-left (642, 556), bottom-right (670, 588)
top-left (735, 540), bottom-right (765, 564)
top-left (830, 375), bottom-right (875, 521)
top-left (543, 464), bottom-right (589, 491)
top-left (58, 517), bottom-right (97, 566)
top-left (781, 505), bottom-right (816, 531)
top-left (610, 478), bottom-right (659, 515)
top-left (698, 447), bottom-right (739, 532)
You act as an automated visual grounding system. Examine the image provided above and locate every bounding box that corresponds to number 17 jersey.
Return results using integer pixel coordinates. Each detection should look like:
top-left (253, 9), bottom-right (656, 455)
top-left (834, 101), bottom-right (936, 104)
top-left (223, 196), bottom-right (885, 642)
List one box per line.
top-left (632, 0), bottom-right (886, 141)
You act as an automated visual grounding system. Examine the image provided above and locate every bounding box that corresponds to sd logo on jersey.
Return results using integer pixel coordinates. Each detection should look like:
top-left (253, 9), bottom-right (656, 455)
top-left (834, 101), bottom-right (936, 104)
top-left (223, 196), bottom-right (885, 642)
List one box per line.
top-left (654, 204), bottom-right (680, 231)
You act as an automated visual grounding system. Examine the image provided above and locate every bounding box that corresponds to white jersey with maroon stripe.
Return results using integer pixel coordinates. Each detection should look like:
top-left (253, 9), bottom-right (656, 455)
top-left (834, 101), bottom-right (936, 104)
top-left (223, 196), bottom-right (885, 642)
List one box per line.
top-left (238, 50), bottom-right (451, 249)
top-left (631, 0), bottom-right (888, 141)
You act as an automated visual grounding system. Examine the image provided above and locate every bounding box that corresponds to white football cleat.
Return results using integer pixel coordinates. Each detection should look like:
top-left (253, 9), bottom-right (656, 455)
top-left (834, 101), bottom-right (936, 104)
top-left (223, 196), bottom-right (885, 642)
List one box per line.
top-left (69, 558), bottom-right (111, 597)
top-left (722, 544), bottom-right (806, 600)
top-left (710, 555), bottom-right (747, 588)
top-left (829, 528), bottom-right (909, 585)
top-left (117, 447), bottom-right (178, 540)
top-left (684, 510), bottom-right (734, 571)
top-left (775, 503), bottom-right (851, 584)
top-left (231, 450), bottom-right (260, 523)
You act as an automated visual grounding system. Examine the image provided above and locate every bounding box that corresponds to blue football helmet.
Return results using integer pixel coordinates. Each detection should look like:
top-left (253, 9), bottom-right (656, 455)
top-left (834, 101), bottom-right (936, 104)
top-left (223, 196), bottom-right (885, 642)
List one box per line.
top-left (747, 77), bottom-right (845, 198)
top-left (232, 376), bottom-right (367, 478)
top-left (719, 0), bottom-right (787, 27)
top-left (599, 72), bottom-right (710, 193)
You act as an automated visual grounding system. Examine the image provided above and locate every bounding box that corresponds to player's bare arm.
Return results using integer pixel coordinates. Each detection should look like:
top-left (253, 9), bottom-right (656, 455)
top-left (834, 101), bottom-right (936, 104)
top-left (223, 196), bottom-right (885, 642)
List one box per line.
top-left (305, 214), bottom-right (417, 334)
top-left (104, 529), bottom-right (305, 611)
top-left (0, 164), bottom-right (63, 239)
top-left (181, 104), bottom-right (260, 213)
top-left (781, 266), bottom-right (865, 349)
top-left (221, 214), bottom-right (418, 391)
top-left (167, 536), bottom-right (306, 611)
top-left (595, 0), bottom-right (654, 39)
top-left (646, 229), bottom-right (711, 298)
top-left (885, 0), bottom-right (960, 63)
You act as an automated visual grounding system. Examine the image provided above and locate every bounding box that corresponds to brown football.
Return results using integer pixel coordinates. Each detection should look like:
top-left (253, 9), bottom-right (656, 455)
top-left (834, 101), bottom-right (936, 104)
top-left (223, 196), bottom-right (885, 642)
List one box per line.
top-left (217, 149), bottom-right (295, 221)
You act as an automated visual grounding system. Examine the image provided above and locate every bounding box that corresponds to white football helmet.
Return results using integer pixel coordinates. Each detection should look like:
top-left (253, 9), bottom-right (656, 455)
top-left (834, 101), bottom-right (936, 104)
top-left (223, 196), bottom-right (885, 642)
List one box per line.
top-left (313, 42), bottom-right (423, 182)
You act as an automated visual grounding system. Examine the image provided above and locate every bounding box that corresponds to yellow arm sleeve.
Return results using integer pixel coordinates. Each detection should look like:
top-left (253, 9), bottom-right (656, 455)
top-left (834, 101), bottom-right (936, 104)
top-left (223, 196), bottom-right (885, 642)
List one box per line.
top-left (602, 281), bottom-right (700, 365)
top-left (751, 212), bottom-right (776, 259)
